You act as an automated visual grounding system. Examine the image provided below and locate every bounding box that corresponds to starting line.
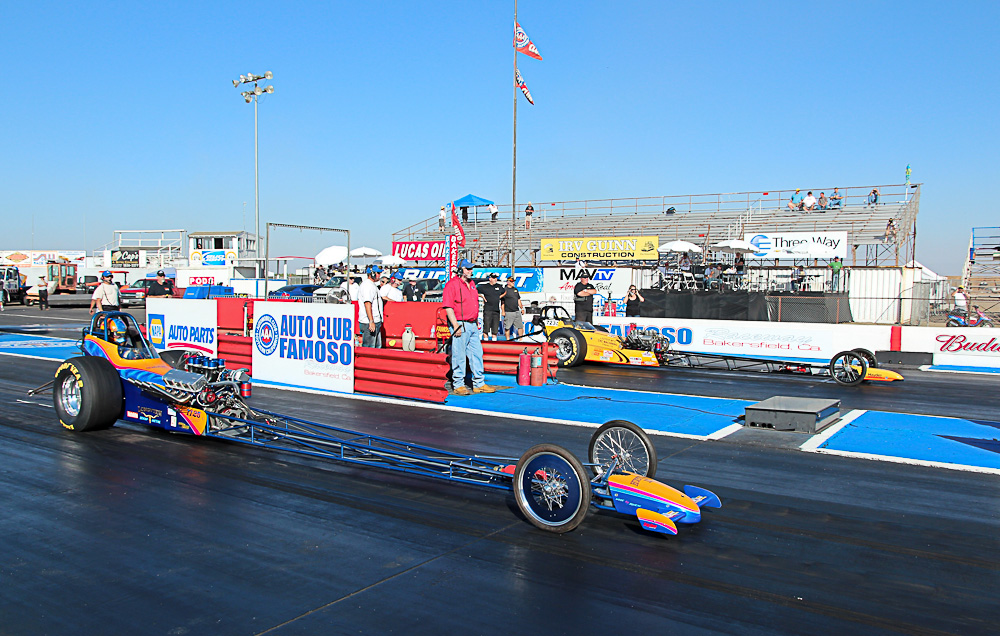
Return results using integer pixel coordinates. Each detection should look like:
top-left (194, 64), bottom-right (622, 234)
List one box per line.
top-left (3, 331), bottom-right (999, 474)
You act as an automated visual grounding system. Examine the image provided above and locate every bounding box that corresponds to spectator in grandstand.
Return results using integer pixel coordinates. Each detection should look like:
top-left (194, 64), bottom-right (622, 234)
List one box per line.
top-left (461, 206), bottom-right (469, 223)
top-left (704, 264), bottom-right (722, 290)
top-left (802, 191), bottom-right (817, 211)
top-left (477, 273), bottom-right (503, 341)
top-left (489, 203), bottom-right (499, 222)
top-left (787, 189), bottom-right (804, 210)
top-left (573, 273), bottom-right (597, 323)
top-left (866, 188), bottom-right (880, 207)
top-left (829, 188), bottom-right (844, 208)
top-left (817, 192), bottom-right (829, 210)
top-left (439, 206), bottom-right (446, 231)
top-left (791, 266), bottom-right (806, 292)
top-left (829, 257), bottom-right (843, 291)
top-left (734, 254), bottom-right (746, 283)
top-left (525, 202), bottom-right (534, 230)
top-left (883, 218), bottom-right (898, 243)
top-left (625, 286), bottom-right (645, 316)
top-left (501, 276), bottom-right (525, 338)
top-left (679, 254), bottom-right (692, 272)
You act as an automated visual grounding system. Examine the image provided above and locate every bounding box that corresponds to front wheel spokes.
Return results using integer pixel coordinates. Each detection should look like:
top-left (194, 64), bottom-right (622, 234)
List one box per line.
top-left (531, 468), bottom-right (569, 511)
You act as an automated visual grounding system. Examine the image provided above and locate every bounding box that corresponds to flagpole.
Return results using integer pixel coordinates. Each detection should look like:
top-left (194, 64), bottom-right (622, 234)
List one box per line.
top-left (511, 0), bottom-right (518, 280)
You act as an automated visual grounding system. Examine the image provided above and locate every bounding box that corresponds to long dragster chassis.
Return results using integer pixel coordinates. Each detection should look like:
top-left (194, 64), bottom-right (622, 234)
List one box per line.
top-left (39, 311), bottom-right (721, 537)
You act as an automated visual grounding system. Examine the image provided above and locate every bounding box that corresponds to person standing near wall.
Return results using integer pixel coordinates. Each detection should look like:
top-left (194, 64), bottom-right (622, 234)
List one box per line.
top-left (500, 276), bottom-right (525, 338)
top-left (37, 276), bottom-right (49, 311)
top-left (829, 257), bottom-right (843, 292)
top-left (357, 264), bottom-right (384, 348)
top-left (476, 272), bottom-right (503, 341)
top-left (442, 259), bottom-right (494, 395)
top-left (573, 273), bottom-right (597, 323)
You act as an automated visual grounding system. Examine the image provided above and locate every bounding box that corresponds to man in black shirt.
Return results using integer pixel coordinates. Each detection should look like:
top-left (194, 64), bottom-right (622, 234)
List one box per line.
top-left (500, 276), bottom-right (524, 338)
top-left (401, 277), bottom-right (419, 302)
top-left (573, 273), bottom-right (597, 324)
top-left (476, 273), bottom-right (503, 341)
top-left (147, 270), bottom-right (175, 298)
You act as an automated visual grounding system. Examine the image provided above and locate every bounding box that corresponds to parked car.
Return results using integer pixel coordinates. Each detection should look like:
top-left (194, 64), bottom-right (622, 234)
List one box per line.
top-left (413, 278), bottom-right (443, 302)
top-left (119, 279), bottom-right (152, 306)
top-left (312, 276), bottom-right (363, 303)
top-left (268, 284), bottom-right (321, 299)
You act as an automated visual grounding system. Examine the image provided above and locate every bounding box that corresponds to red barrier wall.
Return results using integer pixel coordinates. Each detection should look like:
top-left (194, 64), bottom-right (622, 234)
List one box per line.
top-left (218, 333), bottom-right (253, 373)
top-left (354, 347), bottom-right (450, 403)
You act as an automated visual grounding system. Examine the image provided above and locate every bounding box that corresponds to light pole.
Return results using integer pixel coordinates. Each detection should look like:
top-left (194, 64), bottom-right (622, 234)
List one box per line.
top-left (233, 71), bottom-right (274, 278)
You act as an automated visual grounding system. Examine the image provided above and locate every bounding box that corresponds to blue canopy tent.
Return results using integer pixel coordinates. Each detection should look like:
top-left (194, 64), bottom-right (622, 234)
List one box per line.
top-left (453, 194), bottom-right (494, 207)
top-left (451, 194), bottom-right (496, 226)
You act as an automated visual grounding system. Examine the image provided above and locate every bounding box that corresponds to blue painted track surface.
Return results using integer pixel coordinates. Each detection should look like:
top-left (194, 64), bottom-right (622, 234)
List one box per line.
top-left (461, 373), bottom-right (748, 437)
top-left (0, 333), bottom-right (81, 360)
top-left (820, 411), bottom-right (1000, 470)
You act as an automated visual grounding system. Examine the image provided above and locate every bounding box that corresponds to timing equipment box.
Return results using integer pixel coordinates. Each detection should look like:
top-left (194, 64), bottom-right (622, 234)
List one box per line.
top-left (744, 396), bottom-right (841, 434)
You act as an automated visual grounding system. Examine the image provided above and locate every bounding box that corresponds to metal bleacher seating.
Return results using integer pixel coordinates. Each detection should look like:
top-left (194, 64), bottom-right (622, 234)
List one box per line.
top-left (393, 184), bottom-right (920, 267)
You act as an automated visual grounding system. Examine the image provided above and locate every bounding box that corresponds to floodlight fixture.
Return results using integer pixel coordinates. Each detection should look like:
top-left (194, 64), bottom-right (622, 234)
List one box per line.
top-left (264, 71), bottom-right (272, 79)
top-left (265, 85), bottom-right (274, 94)
top-left (232, 70), bottom-right (276, 278)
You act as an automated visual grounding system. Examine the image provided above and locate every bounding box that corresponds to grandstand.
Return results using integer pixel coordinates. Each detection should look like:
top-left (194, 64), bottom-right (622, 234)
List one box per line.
top-left (393, 183), bottom-right (920, 268)
top-left (962, 227), bottom-right (1000, 309)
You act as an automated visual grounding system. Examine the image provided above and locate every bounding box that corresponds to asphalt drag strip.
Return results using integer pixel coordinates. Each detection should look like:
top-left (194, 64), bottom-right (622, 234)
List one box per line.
top-left (1, 354), bottom-right (997, 635)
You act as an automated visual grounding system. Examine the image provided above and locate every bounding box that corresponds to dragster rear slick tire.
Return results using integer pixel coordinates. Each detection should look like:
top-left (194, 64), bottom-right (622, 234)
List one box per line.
top-left (829, 350), bottom-right (868, 387)
top-left (513, 444), bottom-right (591, 533)
top-left (53, 356), bottom-right (123, 432)
top-left (588, 420), bottom-right (657, 479)
top-left (548, 327), bottom-right (587, 367)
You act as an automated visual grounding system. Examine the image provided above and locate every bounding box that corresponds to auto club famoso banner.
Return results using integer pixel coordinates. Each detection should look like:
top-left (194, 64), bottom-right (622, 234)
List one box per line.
top-left (539, 236), bottom-right (659, 261)
top-left (146, 298), bottom-right (218, 356)
top-left (252, 301), bottom-right (355, 395)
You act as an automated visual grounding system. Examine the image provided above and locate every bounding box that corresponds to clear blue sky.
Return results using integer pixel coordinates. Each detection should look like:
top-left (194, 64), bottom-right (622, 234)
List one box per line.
top-left (3, 1), bottom-right (997, 275)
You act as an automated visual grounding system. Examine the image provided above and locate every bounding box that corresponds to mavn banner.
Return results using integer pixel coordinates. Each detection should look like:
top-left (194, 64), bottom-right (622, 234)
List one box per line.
top-left (539, 236), bottom-right (660, 261)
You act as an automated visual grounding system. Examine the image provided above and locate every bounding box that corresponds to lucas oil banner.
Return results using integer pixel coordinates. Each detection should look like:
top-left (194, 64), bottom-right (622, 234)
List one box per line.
top-left (539, 236), bottom-right (659, 261)
top-left (251, 301), bottom-right (355, 395)
top-left (146, 298), bottom-right (218, 356)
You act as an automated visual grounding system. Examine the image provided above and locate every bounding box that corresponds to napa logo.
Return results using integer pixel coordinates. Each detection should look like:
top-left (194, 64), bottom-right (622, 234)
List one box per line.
top-left (255, 313), bottom-right (279, 356)
top-left (148, 314), bottom-right (165, 348)
top-left (749, 234), bottom-right (772, 256)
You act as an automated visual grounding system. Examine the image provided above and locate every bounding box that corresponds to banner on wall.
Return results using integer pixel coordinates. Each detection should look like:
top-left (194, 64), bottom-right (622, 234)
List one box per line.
top-left (146, 298), bottom-right (218, 355)
top-left (111, 250), bottom-right (140, 267)
top-left (190, 249), bottom-right (238, 267)
top-left (398, 267), bottom-right (544, 293)
top-left (542, 267), bottom-right (636, 303)
top-left (593, 316), bottom-right (843, 363)
top-left (251, 301), bottom-right (355, 394)
top-left (539, 236), bottom-right (659, 261)
top-left (743, 231), bottom-right (848, 259)
top-left (902, 327), bottom-right (1000, 368)
top-left (391, 240), bottom-right (447, 261)
top-left (0, 250), bottom-right (86, 266)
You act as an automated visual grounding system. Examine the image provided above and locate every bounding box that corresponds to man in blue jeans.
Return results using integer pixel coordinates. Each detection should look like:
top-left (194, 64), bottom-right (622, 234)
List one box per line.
top-left (442, 258), bottom-right (495, 396)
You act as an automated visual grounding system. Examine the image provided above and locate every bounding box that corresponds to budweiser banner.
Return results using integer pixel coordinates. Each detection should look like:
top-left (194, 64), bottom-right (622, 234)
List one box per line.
top-left (391, 241), bottom-right (447, 261)
top-left (539, 236), bottom-right (660, 261)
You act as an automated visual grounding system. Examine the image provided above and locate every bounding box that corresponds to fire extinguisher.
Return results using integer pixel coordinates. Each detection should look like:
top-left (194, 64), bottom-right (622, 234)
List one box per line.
top-left (529, 347), bottom-right (545, 386)
top-left (517, 348), bottom-right (531, 385)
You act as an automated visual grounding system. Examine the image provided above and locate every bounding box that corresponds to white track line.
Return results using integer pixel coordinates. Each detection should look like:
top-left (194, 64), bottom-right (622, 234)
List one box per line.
top-left (707, 423), bottom-right (743, 440)
top-left (800, 409), bottom-right (866, 451)
top-left (810, 448), bottom-right (1000, 475)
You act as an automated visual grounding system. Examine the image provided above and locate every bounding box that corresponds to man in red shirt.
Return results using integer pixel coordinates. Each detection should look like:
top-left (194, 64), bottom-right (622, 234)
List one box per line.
top-left (442, 259), bottom-right (494, 396)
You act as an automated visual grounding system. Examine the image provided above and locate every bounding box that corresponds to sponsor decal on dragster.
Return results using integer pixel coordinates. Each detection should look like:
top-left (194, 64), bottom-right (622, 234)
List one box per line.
top-left (609, 475), bottom-right (699, 513)
top-left (254, 313), bottom-right (354, 364)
